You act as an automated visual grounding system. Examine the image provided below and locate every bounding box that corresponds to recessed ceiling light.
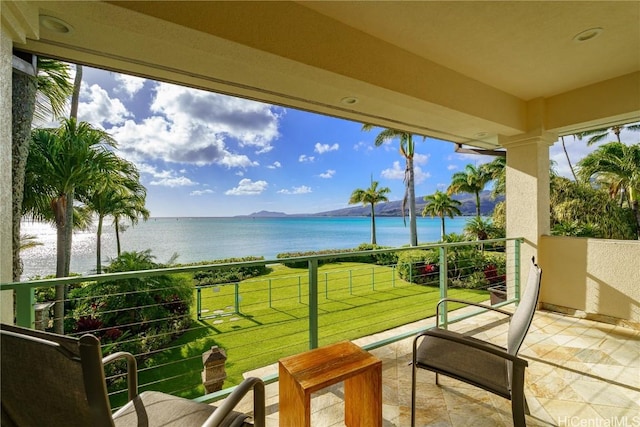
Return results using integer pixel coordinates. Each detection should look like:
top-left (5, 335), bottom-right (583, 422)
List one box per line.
top-left (474, 132), bottom-right (489, 138)
top-left (40, 15), bottom-right (74, 34)
top-left (340, 97), bottom-right (359, 105)
top-left (573, 27), bottom-right (603, 43)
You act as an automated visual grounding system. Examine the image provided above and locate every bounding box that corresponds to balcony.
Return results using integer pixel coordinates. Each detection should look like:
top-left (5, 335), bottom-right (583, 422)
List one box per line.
top-left (2, 238), bottom-right (639, 425)
top-left (231, 308), bottom-right (640, 426)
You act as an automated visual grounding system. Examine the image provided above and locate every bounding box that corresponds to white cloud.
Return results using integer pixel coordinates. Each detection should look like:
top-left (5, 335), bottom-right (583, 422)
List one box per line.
top-left (381, 161), bottom-right (430, 184)
top-left (107, 81), bottom-right (280, 168)
top-left (447, 164), bottom-right (458, 170)
top-left (413, 153), bottom-right (430, 165)
top-left (225, 179), bottom-right (268, 196)
top-left (150, 176), bottom-right (197, 187)
top-left (318, 169), bottom-right (335, 179)
top-left (278, 185), bottom-right (312, 195)
top-left (152, 83), bottom-right (281, 150)
top-left (190, 189), bottom-right (214, 196)
top-left (267, 161), bottom-right (282, 169)
top-left (139, 163), bottom-right (198, 187)
top-left (79, 84), bottom-right (133, 128)
top-left (314, 143), bottom-right (339, 154)
top-left (299, 154), bottom-right (315, 163)
top-left (114, 74), bottom-right (146, 97)
top-left (353, 141), bottom-right (373, 152)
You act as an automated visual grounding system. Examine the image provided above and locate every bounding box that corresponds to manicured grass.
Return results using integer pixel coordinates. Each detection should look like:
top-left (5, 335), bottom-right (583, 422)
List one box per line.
top-left (122, 262), bottom-right (488, 403)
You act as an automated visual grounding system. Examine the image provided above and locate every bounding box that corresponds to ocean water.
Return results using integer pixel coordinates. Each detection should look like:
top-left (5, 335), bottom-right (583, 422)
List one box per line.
top-left (20, 216), bottom-right (470, 279)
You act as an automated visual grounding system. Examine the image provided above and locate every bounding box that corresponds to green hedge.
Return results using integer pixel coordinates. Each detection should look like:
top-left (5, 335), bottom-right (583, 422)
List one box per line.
top-left (276, 244), bottom-right (398, 268)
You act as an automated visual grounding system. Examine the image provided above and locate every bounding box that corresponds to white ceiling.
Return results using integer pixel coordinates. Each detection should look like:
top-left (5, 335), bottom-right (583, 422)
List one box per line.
top-left (10, 1), bottom-right (640, 148)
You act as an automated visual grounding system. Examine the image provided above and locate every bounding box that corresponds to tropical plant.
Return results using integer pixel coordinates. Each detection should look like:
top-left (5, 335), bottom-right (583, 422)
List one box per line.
top-left (12, 58), bottom-right (73, 281)
top-left (23, 119), bottom-right (121, 332)
top-left (577, 142), bottom-right (640, 238)
top-left (362, 125), bottom-right (419, 246)
top-left (69, 250), bottom-right (193, 355)
top-left (464, 216), bottom-right (495, 241)
top-left (348, 179), bottom-right (391, 245)
top-left (483, 157), bottom-right (506, 198)
top-left (550, 175), bottom-right (636, 239)
top-left (80, 158), bottom-right (149, 273)
top-left (421, 191), bottom-right (462, 241)
top-left (447, 164), bottom-right (491, 218)
top-left (575, 123), bottom-right (640, 146)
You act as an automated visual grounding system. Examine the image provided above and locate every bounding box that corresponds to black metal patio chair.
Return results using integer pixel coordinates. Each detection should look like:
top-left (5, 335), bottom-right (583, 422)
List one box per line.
top-left (411, 257), bottom-right (542, 427)
top-left (1, 323), bottom-right (265, 427)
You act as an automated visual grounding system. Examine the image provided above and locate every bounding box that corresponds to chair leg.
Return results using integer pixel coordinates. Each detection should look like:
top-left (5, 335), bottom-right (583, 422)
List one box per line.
top-left (435, 372), bottom-right (439, 386)
top-left (411, 362), bottom-right (417, 427)
top-left (511, 392), bottom-right (526, 427)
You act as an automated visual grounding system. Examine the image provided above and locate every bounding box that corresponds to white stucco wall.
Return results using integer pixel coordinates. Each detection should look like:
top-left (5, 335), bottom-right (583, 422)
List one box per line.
top-left (539, 235), bottom-right (640, 327)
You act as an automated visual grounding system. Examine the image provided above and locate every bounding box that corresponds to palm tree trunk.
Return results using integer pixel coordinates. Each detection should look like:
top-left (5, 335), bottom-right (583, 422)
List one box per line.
top-left (96, 215), bottom-right (103, 274)
top-left (560, 136), bottom-right (578, 181)
top-left (370, 204), bottom-right (377, 245)
top-left (475, 191), bottom-right (481, 218)
top-left (70, 65), bottom-right (82, 119)
top-left (63, 189), bottom-right (74, 277)
top-left (115, 219), bottom-right (122, 256)
top-left (440, 216), bottom-right (446, 241)
top-left (11, 70), bottom-right (38, 282)
top-left (407, 157), bottom-right (418, 246)
top-left (52, 195), bottom-right (67, 334)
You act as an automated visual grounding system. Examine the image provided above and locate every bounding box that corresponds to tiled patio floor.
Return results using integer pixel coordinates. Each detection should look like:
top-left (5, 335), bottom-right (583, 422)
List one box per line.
top-left (230, 307), bottom-right (640, 426)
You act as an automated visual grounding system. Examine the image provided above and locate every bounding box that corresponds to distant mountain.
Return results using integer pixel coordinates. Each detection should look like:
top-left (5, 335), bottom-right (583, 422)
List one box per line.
top-left (239, 210), bottom-right (289, 218)
top-left (240, 191), bottom-right (502, 218)
top-left (313, 191), bottom-right (503, 217)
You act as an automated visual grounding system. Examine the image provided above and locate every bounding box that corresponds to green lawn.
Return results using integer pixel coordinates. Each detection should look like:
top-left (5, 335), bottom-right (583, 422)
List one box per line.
top-left (114, 262), bottom-right (488, 404)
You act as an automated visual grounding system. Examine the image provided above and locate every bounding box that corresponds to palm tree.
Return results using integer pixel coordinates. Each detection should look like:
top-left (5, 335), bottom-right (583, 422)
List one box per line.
top-left (422, 191), bottom-right (462, 241)
top-left (576, 123), bottom-right (640, 146)
top-left (81, 159), bottom-right (149, 273)
top-left (483, 157), bottom-right (506, 199)
top-left (348, 180), bottom-right (391, 245)
top-left (447, 164), bottom-right (491, 218)
top-left (24, 118), bottom-right (119, 332)
top-left (577, 142), bottom-right (640, 238)
top-left (362, 125), bottom-right (419, 246)
top-left (12, 58), bottom-right (72, 281)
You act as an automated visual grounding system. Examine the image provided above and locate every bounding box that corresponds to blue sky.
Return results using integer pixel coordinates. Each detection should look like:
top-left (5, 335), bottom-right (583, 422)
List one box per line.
top-left (71, 65), bottom-right (637, 217)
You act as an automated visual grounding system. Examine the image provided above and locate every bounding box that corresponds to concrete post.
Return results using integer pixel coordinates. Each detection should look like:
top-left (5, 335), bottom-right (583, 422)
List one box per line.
top-left (500, 130), bottom-right (557, 297)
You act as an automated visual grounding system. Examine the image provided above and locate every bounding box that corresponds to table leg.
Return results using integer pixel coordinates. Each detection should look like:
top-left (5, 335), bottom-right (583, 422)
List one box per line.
top-left (278, 362), bottom-right (311, 427)
top-left (344, 363), bottom-right (382, 427)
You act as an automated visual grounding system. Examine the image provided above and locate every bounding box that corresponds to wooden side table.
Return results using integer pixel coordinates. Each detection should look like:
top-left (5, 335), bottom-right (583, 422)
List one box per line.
top-left (278, 341), bottom-right (382, 427)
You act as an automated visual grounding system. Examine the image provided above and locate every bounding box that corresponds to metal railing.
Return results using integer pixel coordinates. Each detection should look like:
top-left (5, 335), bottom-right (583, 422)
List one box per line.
top-left (1, 237), bottom-right (522, 405)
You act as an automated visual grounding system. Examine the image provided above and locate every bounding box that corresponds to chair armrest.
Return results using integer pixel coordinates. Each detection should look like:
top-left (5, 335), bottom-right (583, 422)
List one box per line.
top-left (435, 298), bottom-right (513, 324)
top-left (415, 328), bottom-right (527, 366)
top-left (202, 377), bottom-right (266, 427)
top-left (102, 351), bottom-right (139, 401)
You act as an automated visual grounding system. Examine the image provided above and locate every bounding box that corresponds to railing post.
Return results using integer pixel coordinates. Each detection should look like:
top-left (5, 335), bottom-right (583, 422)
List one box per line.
top-left (234, 283), bottom-right (240, 314)
top-left (308, 259), bottom-right (319, 349)
top-left (438, 246), bottom-right (448, 328)
top-left (324, 272), bottom-right (328, 299)
top-left (15, 285), bottom-right (35, 328)
top-left (298, 276), bottom-right (301, 303)
top-left (197, 287), bottom-right (202, 321)
top-left (514, 239), bottom-right (522, 304)
top-left (268, 279), bottom-right (272, 308)
top-left (372, 267), bottom-right (375, 291)
top-left (349, 270), bottom-right (353, 295)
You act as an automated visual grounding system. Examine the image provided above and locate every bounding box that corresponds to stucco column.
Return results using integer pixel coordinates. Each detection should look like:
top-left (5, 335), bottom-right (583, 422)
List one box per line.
top-left (500, 131), bottom-right (557, 289)
top-left (1, 1), bottom-right (39, 323)
top-left (1, 26), bottom-right (13, 323)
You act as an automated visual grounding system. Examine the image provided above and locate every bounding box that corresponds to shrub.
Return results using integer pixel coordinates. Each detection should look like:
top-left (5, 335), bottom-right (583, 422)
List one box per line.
top-left (397, 249), bottom-right (440, 285)
top-left (69, 250), bottom-right (194, 356)
top-left (191, 256), bottom-right (269, 286)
